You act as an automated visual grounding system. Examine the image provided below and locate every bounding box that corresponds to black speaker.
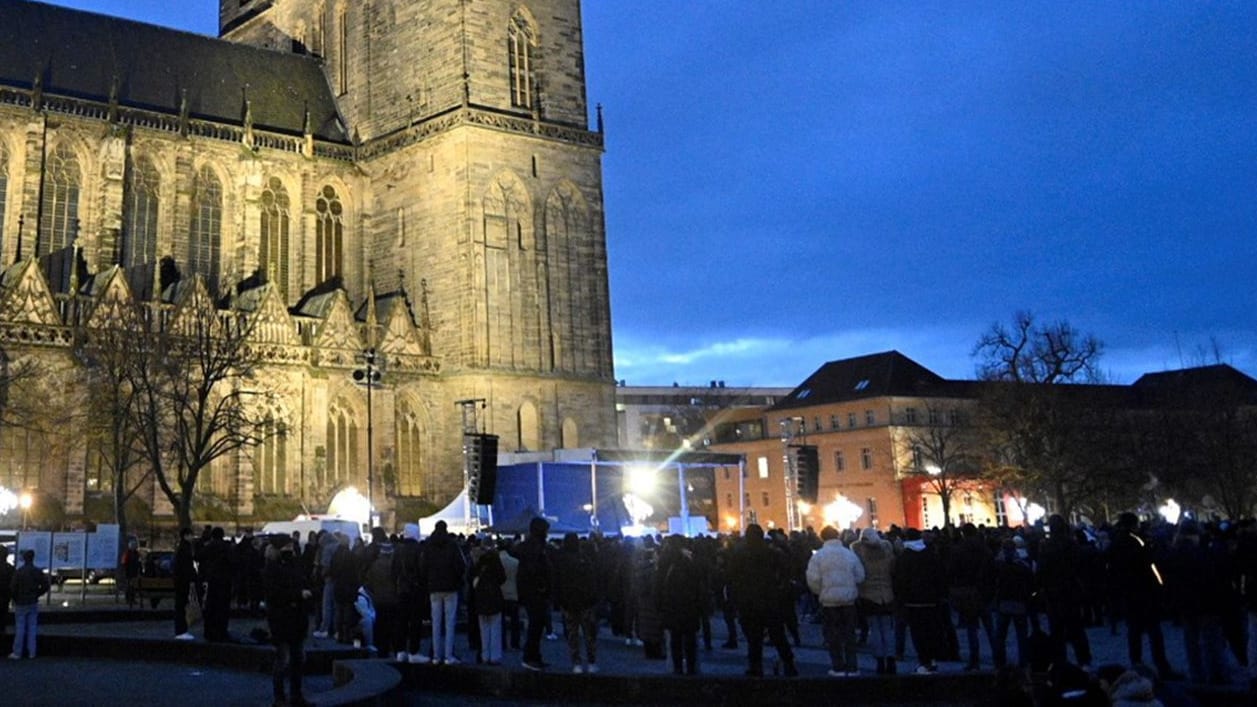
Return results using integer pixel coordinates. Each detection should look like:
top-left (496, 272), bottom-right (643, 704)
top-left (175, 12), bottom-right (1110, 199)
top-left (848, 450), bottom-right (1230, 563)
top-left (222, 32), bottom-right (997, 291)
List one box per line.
top-left (467, 433), bottom-right (499, 505)
top-left (793, 444), bottom-right (819, 504)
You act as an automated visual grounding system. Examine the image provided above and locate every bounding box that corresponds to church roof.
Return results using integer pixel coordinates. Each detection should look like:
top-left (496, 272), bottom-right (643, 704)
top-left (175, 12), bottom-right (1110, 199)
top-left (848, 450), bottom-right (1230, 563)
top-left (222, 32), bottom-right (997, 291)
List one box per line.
top-left (0, 0), bottom-right (347, 142)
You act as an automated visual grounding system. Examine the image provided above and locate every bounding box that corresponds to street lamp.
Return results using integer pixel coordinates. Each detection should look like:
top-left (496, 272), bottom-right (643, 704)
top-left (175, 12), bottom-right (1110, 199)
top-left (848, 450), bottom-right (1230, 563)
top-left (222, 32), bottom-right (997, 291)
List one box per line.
top-left (19, 492), bottom-right (33, 530)
top-left (353, 348), bottom-right (383, 529)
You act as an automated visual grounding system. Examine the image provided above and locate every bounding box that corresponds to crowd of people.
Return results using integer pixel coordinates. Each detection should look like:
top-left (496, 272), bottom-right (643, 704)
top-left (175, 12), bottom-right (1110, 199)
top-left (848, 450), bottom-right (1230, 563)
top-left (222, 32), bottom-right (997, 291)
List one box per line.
top-left (161, 512), bottom-right (1257, 706)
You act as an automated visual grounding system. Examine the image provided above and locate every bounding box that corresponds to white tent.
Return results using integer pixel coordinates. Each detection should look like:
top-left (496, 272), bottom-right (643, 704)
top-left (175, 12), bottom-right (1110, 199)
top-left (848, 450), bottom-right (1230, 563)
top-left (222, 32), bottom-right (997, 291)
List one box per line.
top-left (416, 489), bottom-right (491, 536)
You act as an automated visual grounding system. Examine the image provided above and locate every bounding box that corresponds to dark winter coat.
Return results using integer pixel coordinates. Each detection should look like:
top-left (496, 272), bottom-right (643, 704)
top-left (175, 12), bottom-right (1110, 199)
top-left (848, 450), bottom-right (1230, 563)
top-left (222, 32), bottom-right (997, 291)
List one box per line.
top-left (728, 532), bottom-right (791, 619)
top-left (329, 543), bottom-right (360, 604)
top-left (512, 532), bottom-right (553, 606)
top-left (421, 530), bottom-right (467, 594)
top-left (993, 548), bottom-right (1035, 615)
top-left (264, 551), bottom-right (310, 643)
top-left (554, 538), bottom-right (599, 612)
top-left (656, 548), bottom-right (705, 632)
top-left (472, 551), bottom-right (507, 616)
top-left (363, 543), bottom-right (400, 608)
top-left (893, 541), bottom-right (946, 607)
top-left (11, 561), bottom-right (50, 606)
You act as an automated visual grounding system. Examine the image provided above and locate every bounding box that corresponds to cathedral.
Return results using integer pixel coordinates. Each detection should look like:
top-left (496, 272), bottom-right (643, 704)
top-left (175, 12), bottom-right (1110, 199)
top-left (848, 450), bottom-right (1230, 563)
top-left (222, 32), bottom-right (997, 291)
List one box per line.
top-left (0, 0), bottom-right (616, 527)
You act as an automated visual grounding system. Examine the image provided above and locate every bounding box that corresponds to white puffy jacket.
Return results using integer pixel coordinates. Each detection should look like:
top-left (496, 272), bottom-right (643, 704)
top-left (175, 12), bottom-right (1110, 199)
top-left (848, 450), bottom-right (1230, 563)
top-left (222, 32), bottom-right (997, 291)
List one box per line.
top-left (806, 539), bottom-right (866, 607)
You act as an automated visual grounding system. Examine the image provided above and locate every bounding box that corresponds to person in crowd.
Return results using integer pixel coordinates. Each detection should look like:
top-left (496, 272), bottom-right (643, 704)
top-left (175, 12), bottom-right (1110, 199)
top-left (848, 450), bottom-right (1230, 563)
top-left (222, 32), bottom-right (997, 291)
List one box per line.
top-left (949, 522), bottom-right (995, 671)
top-left (992, 535), bottom-right (1035, 669)
top-left (197, 526), bottom-right (234, 642)
top-left (555, 533), bottom-right (600, 673)
top-left (657, 535), bottom-right (705, 675)
top-left (513, 516), bottom-right (554, 671)
top-left (0, 545), bottom-right (14, 639)
top-left (311, 530), bottom-right (341, 639)
top-left (353, 583), bottom-right (378, 655)
top-left (1164, 520), bottom-right (1232, 685)
top-left (120, 537), bottom-right (141, 608)
top-left (174, 526), bottom-right (198, 641)
top-left (714, 537), bottom-right (740, 649)
top-left (852, 526), bottom-right (896, 674)
top-left (264, 536), bottom-right (313, 707)
top-left (771, 530), bottom-right (804, 648)
top-left (1108, 512), bottom-right (1178, 679)
top-left (634, 536), bottom-right (665, 660)
top-left (472, 537), bottom-right (507, 666)
top-left (498, 539), bottom-right (522, 652)
top-left (422, 520), bottom-right (467, 665)
top-left (894, 527), bottom-right (947, 674)
top-left (729, 523), bottom-right (797, 677)
top-left (1038, 514), bottom-right (1093, 669)
top-left (233, 529), bottom-right (259, 611)
top-left (8, 549), bottom-right (49, 659)
top-left (328, 532), bottom-right (360, 645)
top-left (691, 536), bottom-right (718, 651)
top-left (806, 525), bottom-right (865, 677)
top-left (619, 538), bottom-right (643, 647)
top-left (393, 523), bottom-right (429, 663)
top-left (362, 531), bottom-right (401, 659)
top-left (1237, 519), bottom-right (1257, 693)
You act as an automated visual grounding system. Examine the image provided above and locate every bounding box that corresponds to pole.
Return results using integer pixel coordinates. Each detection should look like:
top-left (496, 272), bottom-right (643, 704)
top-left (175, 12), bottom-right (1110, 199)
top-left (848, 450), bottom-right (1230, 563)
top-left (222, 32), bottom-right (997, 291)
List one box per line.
top-left (677, 463), bottom-right (689, 536)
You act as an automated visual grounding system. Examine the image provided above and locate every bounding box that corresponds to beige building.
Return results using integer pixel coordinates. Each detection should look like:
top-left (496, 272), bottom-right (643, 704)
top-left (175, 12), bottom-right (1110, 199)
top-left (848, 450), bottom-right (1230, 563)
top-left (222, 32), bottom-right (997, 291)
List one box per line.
top-left (0, 1), bottom-right (614, 528)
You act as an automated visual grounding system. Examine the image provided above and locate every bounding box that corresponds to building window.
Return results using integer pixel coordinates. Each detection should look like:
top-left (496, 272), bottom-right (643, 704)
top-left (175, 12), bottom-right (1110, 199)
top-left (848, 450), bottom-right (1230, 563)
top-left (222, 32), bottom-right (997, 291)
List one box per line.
top-left (921, 496), bottom-right (931, 528)
top-left (760, 491), bottom-right (770, 507)
top-left (928, 408), bottom-right (940, 425)
top-left (508, 12), bottom-right (536, 108)
top-left (912, 445), bottom-right (924, 471)
top-left (325, 399), bottom-right (359, 487)
top-left (830, 415), bottom-right (840, 430)
top-left (722, 468), bottom-right (730, 481)
top-left (847, 412), bottom-right (857, 428)
top-left (123, 157), bottom-right (160, 269)
top-left (337, 6), bottom-right (348, 94)
top-left (903, 407), bottom-right (917, 425)
top-left (813, 417), bottom-right (821, 433)
top-left (259, 177), bottom-right (291, 296)
top-left (949, 409), bottom-right (962, 426)
top-left (744, 492), bottom-right (751, 508)
top-left (725, 493), bottom-right (733, 509)
top-left (315, 184), bottom-right (344, 284)
top-left (396, 404), bottom-right (423, 496)
top-left (0, 143), bottom-right (7, 255)
top-left (188, 166), bottom-right (222, 293)
top-left (860, 447), bottom-right (873, 470)
top-left (834, 450), bottom-right (845, 472)
top-left (865, 409), bottom-right (876, 426)
top-left (757, 456), bottom-right (769, 479)
top-left (867, 497), bottom-right (879, 528)
top-left (39, 144), bottom-right (80, 258)
top-left (257, 411), bottom-right (288, 495)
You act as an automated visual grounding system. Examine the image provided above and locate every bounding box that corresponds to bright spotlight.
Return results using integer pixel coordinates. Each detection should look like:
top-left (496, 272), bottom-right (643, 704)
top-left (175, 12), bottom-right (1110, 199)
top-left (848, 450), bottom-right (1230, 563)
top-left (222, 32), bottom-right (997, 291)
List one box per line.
top-left (822, 494), bottom-right (863, 528)
top-left (0, 487), bottom-right (17, 515)
top-left (19, 492), bottom-right (33, 510)
top-left (626, 465), bottom-right (658, 497)
top-left (327, 487), bottom-right (371, 528)
top-left (1159, 499), bottom-right (1181, 525)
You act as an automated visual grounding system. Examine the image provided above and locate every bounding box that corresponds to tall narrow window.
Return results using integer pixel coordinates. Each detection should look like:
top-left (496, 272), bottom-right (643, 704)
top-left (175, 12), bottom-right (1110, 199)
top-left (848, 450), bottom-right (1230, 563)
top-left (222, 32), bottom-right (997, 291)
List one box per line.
top-left (315, 185), bottom-right (343, 284)
top-left (0, 143), bottom-right (8, 255)
top-left (396, 404), bottom-right (422, 496)
top-left (337, 6), bottom-right (348, 94)
top-left (834, 450), bottom-right (845, 472)
top-left (123, 157), bottom-right (160, 269)
top-left (867, 498), bottom-right (879, 528)
top-left (257, 412), bottom-right (288, 494)
top-left (39, 144), bottom-right (80, 257)
top-left (326, 400), bottom-right (358, 487)
top-left (188, 167), bottom-right (222, 292)
top-left (258, 177), bottom-right (290, 296)
top-left (508, 13), bottom-right (535, 108)
top-left (861, 447), bottom-right (873, 470)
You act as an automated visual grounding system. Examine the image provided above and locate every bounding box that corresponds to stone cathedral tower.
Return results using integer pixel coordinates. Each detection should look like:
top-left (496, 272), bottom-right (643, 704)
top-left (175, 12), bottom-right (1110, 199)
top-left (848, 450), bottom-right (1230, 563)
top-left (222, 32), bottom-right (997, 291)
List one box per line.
top-left (0, 0), bottom-right (615, 527)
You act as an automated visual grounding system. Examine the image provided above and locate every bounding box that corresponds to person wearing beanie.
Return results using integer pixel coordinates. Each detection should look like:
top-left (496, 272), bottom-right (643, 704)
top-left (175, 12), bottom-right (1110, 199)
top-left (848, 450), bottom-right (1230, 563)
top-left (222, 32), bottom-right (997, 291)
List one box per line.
top-left (806, 526), bottom-right (866, 677)
top-left (852, 526), bottom-right (897, 674)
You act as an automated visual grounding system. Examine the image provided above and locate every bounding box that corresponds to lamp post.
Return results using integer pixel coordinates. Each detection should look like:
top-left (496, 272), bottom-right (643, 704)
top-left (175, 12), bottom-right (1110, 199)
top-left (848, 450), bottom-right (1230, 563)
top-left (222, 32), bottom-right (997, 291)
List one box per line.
top-left (353, 348), bottom-right (382, 529)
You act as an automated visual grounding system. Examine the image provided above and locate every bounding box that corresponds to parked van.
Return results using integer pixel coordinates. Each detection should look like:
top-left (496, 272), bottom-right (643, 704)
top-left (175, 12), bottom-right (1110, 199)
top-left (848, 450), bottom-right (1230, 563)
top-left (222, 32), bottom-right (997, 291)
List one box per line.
top-left (259, 517), bottom-right (363, 550)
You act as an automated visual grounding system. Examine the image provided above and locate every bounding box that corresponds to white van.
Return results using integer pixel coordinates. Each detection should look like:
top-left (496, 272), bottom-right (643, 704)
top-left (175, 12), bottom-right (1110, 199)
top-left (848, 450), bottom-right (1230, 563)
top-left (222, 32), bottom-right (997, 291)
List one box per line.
top-left (259, 517), bottom-right (363, 550)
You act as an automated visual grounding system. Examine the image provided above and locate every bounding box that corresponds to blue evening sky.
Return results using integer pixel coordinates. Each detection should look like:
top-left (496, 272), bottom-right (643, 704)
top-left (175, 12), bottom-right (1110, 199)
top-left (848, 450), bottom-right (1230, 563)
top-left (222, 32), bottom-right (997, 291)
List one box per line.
top-left (49, 1), bottom-right (1257, 387)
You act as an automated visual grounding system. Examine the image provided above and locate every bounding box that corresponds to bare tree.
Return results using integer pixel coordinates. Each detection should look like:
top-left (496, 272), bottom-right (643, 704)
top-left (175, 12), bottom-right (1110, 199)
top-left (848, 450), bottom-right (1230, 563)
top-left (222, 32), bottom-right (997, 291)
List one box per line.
top-left (972, 311), bottom-right (1109, 520)
top-left (898, 402), bottom-right (985, 527)
top-left (130, 287), bottom-right (273, 530)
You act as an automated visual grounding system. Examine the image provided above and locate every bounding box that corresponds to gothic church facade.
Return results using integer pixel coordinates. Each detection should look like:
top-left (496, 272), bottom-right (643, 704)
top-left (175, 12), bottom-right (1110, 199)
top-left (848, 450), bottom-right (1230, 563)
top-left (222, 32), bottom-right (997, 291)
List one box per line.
top-left (0, 0), bottom-right (615, 525)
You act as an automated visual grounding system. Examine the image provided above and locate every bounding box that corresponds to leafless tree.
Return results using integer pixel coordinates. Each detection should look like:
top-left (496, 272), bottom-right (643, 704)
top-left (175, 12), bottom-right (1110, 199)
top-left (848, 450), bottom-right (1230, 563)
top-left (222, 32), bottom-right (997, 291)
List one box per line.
top-left (898, 401), bottom-right (982, 527)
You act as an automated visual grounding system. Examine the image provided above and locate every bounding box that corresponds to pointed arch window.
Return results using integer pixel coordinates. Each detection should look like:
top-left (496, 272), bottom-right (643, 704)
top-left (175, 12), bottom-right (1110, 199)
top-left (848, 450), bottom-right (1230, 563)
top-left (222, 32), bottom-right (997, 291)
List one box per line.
top-left (257, 411), bottom-right (288, 495)
top-left (189, 167), bottom-right (223, 293)
top-left (39, 144), bottom-right (80, 257)
top-left (325, 399), bottom-right (359, 487)
top-left (315, 185), bottom-right (344, 284)
top-left (508, 13), bottom-right (536, 109)
top-left (259, 176), bottom-right (290, 296)
top-left (396, 404), bottom-right (423, 496)
top-left (123, 157), bottom-right (160, 269)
